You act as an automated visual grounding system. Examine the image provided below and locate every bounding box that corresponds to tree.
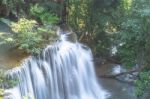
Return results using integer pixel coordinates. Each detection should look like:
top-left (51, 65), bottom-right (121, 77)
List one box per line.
top-left (68, 0), bottom-right (119, 57)
top-left (117, 0), bottom-right (150, 68)
top-left (115, 0), bottom-right (150, 97)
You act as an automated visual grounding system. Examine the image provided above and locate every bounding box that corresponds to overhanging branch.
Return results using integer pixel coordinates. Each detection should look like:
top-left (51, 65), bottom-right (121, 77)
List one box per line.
top-left (99, 66), bottom-right (145, 78)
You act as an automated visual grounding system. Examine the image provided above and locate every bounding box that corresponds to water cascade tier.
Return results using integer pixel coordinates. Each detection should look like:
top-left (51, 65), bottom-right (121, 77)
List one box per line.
top-left (5, 33), bottom-right (107, 99)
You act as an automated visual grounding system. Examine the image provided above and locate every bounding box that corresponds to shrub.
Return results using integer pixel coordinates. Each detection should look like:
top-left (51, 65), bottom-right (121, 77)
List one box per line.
top-left (135, 71), bottom-right (150, 98)
top-left (30, 4), bottom-right (59, 25)
top-left (11, 18), bottom-right (43, 54)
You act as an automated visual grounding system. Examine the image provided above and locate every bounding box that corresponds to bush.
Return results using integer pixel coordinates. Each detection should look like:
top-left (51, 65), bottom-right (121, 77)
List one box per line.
top-left (0, 17), bottom-right (58, 54)
top-left (135, 71), bottom-right (150, 98)
top-left (30, 4), bottom-right (59, 25)
top-left (11, 18), bottom-right (42, 54)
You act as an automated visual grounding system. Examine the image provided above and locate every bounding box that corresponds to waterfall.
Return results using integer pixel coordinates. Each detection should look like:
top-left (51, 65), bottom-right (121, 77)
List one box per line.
top-left (4, 32), bottom-right (107, 99)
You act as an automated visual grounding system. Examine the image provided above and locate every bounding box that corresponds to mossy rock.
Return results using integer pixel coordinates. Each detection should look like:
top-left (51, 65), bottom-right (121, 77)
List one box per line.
top-left (0, 48), bottom-right (30, 69)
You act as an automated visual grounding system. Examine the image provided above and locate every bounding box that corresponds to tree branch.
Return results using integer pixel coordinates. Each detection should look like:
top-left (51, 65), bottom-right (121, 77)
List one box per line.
top-left (99, 66), bottom-right (145, 78)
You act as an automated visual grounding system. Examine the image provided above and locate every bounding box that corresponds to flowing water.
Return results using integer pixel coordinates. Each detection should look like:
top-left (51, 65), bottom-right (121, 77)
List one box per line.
top-left (4, 33), bottom-right (108, 99)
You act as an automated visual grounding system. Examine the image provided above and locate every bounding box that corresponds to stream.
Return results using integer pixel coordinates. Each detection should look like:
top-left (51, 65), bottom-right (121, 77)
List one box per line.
top-left (95, 63), bottom-right (137, 99)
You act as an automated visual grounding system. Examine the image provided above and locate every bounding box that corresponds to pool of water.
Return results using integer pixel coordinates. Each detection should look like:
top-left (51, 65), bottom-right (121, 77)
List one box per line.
top-left (99, 78), bottom-right (137, 99)
top-left (96, 63), bottom-right (137, 99)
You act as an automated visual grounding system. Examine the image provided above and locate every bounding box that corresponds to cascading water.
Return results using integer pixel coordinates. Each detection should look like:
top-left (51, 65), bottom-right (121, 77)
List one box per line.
top-left (4, 29), bottom-right (107, 99)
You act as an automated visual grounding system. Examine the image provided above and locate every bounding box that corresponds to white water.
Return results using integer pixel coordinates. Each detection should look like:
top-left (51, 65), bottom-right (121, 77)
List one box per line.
top-left (5, 33), bottom-right (107, 99)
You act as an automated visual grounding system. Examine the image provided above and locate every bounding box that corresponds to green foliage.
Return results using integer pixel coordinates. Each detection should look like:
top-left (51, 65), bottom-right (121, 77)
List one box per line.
top-left (11, 18), bottom-right (42, 54)
top-left (1, 0), bottom-right (24, 7)
top-left (0, 32), bottom-right (14, 44)
top-left (68, 1), bottom-right (150, 97)
top-left (121, 0), bottom-right (133, 10)
top-left (11, 18), bottom-right (57, 54)
top-left (0, 18), bottom-right (14, 49)
top-left (0, 69), bottom-right (19, 98)
top-left (30, 4), bottom-right (45, 16)
top-left (0, 69), bottom-right (19, 88)
top-left (0, 17), bottom-right (57, 54)
top-left (117, 44), bottom-right (136, 68)
top-left (0, 88), bottom-right (4, 99)
top-left (30, 4), bottom-right (59, 25)
top-left (0, 0), bottom-right (25, 17)
top-left (114, 1), bottom-right (150, 96)
top-left (117, 0), bottom-right (150, 67)
top-left (135, 71), bottom-right (150, 98)
top-left (68, 0), bottom-right (118, 57)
